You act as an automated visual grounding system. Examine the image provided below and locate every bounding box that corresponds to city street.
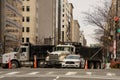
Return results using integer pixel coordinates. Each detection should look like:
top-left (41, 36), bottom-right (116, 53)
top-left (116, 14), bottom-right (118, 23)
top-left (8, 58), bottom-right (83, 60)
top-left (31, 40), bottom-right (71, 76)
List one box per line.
top-left (0, 68), bottom-right (120, 80)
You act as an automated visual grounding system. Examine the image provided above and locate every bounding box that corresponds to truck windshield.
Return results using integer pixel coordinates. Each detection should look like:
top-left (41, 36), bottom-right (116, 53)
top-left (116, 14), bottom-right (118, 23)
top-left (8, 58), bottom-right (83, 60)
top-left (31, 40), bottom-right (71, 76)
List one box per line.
top-left (21, 48), bottom-right (26, 52)
top-left (66, 55), bottom-right (80, 59)
top-left (13, 47), bottom-right (19, 52)
top-left (55, 47), bottom-right (73, 52)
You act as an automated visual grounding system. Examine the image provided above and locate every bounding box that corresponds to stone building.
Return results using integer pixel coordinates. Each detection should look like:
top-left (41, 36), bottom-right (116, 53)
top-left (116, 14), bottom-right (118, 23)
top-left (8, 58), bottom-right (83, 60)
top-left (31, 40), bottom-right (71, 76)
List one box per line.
top-left (0, 0), bottom-right (22, 53)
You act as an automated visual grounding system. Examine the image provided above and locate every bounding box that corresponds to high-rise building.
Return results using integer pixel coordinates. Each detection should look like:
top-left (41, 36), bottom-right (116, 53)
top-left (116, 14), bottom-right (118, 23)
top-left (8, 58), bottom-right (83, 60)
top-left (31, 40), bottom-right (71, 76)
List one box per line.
top-left (111, 0), bottom-right (120, 60)
top-left (71, 20), bottom-right (80, 42)
top-left (37, 0), bottom-right (56, 45)
top-left (59, 0), bottom-right (74, 43)
top-left (37, 0), bottom-right (74, 45)
top-left (0, 0), bottom-right (22, 53)
top-left (79, 31), bottom-right (87, 46)
top-left (22, 0), bottom-right (74, 45)
top-left (22, 0), bottom-right (38, 44)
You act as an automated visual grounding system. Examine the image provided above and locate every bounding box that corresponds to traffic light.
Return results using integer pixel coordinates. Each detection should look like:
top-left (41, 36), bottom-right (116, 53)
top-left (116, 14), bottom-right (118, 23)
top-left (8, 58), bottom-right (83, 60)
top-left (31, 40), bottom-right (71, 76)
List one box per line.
top-left (114, 16), bottom-right (119, 23)
top-left (117, 28), bottom-right (120, 33)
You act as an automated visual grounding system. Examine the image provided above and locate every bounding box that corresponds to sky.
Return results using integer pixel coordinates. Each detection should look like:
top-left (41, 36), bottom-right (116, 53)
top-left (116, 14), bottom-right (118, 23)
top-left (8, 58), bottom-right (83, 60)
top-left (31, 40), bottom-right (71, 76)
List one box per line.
top-left (68, 0), bottom-right (111, 46)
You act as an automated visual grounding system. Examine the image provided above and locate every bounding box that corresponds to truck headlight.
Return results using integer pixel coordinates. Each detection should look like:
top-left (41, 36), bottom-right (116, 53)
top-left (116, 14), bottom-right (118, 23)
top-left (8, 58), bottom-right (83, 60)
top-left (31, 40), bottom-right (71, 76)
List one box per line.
top-left (46, 56), bottom-right (49, 61)
top-left (59, 56), bottom-right (65, 61)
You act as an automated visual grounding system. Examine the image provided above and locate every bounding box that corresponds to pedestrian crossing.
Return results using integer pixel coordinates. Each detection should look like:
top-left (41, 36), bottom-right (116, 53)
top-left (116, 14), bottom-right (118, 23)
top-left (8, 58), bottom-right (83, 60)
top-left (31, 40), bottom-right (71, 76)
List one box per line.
top-left (0, 71), bottom-right (117, 77)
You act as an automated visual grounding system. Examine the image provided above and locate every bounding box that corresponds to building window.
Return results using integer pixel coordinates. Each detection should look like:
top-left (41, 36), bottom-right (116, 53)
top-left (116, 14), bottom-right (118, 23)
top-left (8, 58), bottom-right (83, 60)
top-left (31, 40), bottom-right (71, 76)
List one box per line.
top-left (62, 14), bottom-right (64, 17)
top-left (22, 6), bottom-right (24, 11)
top-left (26, 17), bottom-right (30, 22)
top-left (63, 9), bottom-right (64, 12)
top-left (26, 6), bottom-right (30, 11)
top-left (62, 25), bottom-right (64, 28)
top-left (22, 38), bottom-right (24, 42)
top-left (22, 27), bottom-right (24, 32)
top-left (22, 17), bottom-right (25, 22)
top-left (26, 27), bottom-right (29, 32)
top-left (62, 31), bottom-right (64, 42)
top-left (26, 37), bottom-right (29, 42)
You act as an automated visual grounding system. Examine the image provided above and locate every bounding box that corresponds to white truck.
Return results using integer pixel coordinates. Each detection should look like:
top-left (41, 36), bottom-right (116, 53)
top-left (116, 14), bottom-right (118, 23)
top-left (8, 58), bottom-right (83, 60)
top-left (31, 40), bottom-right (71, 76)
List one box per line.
top-left (2, 43), bottom-right (54, 68)
top-left (46, 44), bottom-right (76, 67)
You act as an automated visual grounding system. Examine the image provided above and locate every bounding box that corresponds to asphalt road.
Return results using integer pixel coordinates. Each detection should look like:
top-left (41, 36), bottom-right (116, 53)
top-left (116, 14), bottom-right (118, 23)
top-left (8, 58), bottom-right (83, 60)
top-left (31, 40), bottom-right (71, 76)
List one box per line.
top-left (0, 68), bottom-right (120, 80)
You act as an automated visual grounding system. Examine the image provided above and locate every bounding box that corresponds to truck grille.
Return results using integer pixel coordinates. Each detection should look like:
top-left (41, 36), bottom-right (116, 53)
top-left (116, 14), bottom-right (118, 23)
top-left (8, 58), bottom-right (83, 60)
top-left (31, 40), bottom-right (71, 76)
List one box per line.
top-left (49, 54), bottom-right (58, 60)
top-left (66, 61), bottom-right (74, 64)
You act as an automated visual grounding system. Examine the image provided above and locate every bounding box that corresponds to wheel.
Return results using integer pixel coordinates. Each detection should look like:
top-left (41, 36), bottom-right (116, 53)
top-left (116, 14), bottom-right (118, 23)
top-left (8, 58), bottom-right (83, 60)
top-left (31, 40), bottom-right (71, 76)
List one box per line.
top-left (11, 61), bottom-right (19, 69)
top-left (38, 61), bottom-right (46, 68)
top-left (96, 63), bottom-right (101, 69)
top-left (89, 63), bottom-right (94, 69)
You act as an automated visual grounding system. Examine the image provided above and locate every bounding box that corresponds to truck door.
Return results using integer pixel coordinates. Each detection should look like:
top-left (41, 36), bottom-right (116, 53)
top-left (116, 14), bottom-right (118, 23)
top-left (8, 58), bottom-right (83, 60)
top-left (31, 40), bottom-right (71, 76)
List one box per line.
top-left (19, 46), bottom-right (29, 61)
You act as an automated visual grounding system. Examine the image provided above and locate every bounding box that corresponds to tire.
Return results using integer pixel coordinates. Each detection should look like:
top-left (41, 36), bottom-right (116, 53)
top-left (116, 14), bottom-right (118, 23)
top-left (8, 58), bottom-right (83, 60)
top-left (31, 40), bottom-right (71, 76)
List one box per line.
top-left (11, 61), bottom-right (19, 69)
top-left (96, 63), bottom-right (101, 69)
top-left (89, 63), bottom-right (94, 69)
top-left (38, 61), bottom-right (46, 68)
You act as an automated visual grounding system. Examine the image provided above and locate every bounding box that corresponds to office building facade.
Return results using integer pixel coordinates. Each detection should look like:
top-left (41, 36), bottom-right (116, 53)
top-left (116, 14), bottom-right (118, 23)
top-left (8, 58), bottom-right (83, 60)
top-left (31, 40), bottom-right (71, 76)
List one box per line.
top-left (0, 0), bottom-right (22, 53)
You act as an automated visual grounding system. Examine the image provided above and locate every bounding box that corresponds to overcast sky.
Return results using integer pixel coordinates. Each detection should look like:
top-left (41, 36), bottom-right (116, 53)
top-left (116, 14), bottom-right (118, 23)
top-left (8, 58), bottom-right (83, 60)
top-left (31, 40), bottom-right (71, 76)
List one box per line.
top-left (68, 0), bottom-right (111, 46)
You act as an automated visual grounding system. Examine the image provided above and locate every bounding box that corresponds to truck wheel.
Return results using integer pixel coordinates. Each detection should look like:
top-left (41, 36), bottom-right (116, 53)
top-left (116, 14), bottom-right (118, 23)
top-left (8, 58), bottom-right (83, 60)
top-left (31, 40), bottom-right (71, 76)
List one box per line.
top-left (38, 61), bottom-right (45, 68)
top-left (89, 63), bottom-right (94, 69)
top-left (96, 63), bottom-right (101, 69)
top-left (11, 61), bottom-right (19, 69)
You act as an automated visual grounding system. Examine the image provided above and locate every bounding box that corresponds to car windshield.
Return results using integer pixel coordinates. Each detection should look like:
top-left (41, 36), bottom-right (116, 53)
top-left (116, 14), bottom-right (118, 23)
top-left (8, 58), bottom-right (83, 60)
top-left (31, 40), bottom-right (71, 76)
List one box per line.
top-left (66, 55), bottom-right (80, 59)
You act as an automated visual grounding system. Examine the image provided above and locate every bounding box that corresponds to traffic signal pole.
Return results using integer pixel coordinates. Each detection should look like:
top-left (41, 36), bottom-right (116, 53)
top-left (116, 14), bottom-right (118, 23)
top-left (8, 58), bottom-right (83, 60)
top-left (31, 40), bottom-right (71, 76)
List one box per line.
top-left (113, 0), bottom-right (118, 60)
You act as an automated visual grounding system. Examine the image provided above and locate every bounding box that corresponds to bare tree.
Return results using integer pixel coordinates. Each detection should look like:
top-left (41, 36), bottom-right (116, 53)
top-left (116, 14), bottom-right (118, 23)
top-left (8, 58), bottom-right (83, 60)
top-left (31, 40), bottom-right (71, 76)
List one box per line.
top-left (83, 1), bottom-right (114, 46)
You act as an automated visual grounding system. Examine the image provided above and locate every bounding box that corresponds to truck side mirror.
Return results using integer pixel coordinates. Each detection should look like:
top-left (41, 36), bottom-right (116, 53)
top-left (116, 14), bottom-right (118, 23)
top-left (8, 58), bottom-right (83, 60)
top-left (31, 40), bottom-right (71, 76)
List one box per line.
top-left (47, 50), bottom-right (50, 54)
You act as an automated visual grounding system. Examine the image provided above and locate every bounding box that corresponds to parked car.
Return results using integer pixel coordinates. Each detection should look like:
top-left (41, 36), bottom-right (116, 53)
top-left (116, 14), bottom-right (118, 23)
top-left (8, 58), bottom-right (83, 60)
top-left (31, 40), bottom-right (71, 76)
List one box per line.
top-left (61, 54), bottom-right (85, 68)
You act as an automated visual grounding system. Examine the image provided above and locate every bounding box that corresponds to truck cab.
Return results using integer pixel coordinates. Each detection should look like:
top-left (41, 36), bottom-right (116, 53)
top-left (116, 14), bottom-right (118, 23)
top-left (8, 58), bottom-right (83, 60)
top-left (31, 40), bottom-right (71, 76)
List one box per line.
top-left (2, 43), bottom-right (30, 68)
top-left (46, 44), bottom-right (75, 67)
top-left (2, 43), bottom-right (54, 68)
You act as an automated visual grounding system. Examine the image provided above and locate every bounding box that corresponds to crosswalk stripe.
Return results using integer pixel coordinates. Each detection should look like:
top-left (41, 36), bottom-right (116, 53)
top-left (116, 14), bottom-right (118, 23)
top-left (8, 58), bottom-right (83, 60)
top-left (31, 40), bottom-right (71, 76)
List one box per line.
top-left (106, 73), bottom-right (116, 76)
top-left (86, 72), bottom-right (92, 75)
top-left (6, 71), bottom-right (19, 75)
top-left (0, 76), bottom-right (5, 79)
top-left (27, 72), bottom-right (39, 75)
top-left (46, 71), bottom-right (54, 75)
top-left (65, 72), bottom-right (77, 76)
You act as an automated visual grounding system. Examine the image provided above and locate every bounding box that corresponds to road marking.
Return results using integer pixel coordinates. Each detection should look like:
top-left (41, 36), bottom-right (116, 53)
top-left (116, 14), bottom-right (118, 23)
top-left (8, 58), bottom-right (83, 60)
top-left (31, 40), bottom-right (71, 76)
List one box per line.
top-left (46, 71), bottom-right (54, 75)
top-left (27, 72), bottom-right (39, 75)
top-left (0, 76), bottom-right (5, 79)
top-left (86, 72), bottom-right (92, 75)
top-left (53, 76), bottom-right (60, 80)
top-left (6, 71), bottom-right (19, 75)
top-left (106, 72), bottom-right (116, 76)
top-left (65, 72), bottom-right (77, 76)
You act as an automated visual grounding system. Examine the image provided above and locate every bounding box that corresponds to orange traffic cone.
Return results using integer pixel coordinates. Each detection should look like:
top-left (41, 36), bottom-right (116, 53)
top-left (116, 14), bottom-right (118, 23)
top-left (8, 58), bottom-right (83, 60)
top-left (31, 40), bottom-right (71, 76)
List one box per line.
top-left (85, 60), bottom-right (88, 70)
top-left (34, 55), bottom-right (37, 68)
top-left (8, 58), bottom-right (12, 69)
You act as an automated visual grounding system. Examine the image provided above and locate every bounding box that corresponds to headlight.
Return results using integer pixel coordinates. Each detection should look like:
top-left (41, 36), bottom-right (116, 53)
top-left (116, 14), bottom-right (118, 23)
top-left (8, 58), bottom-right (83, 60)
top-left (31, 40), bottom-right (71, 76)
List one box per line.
top-left (59, 56), bottom-right (66, 61)
top-left (46, 56), bottom-right (49, 61)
